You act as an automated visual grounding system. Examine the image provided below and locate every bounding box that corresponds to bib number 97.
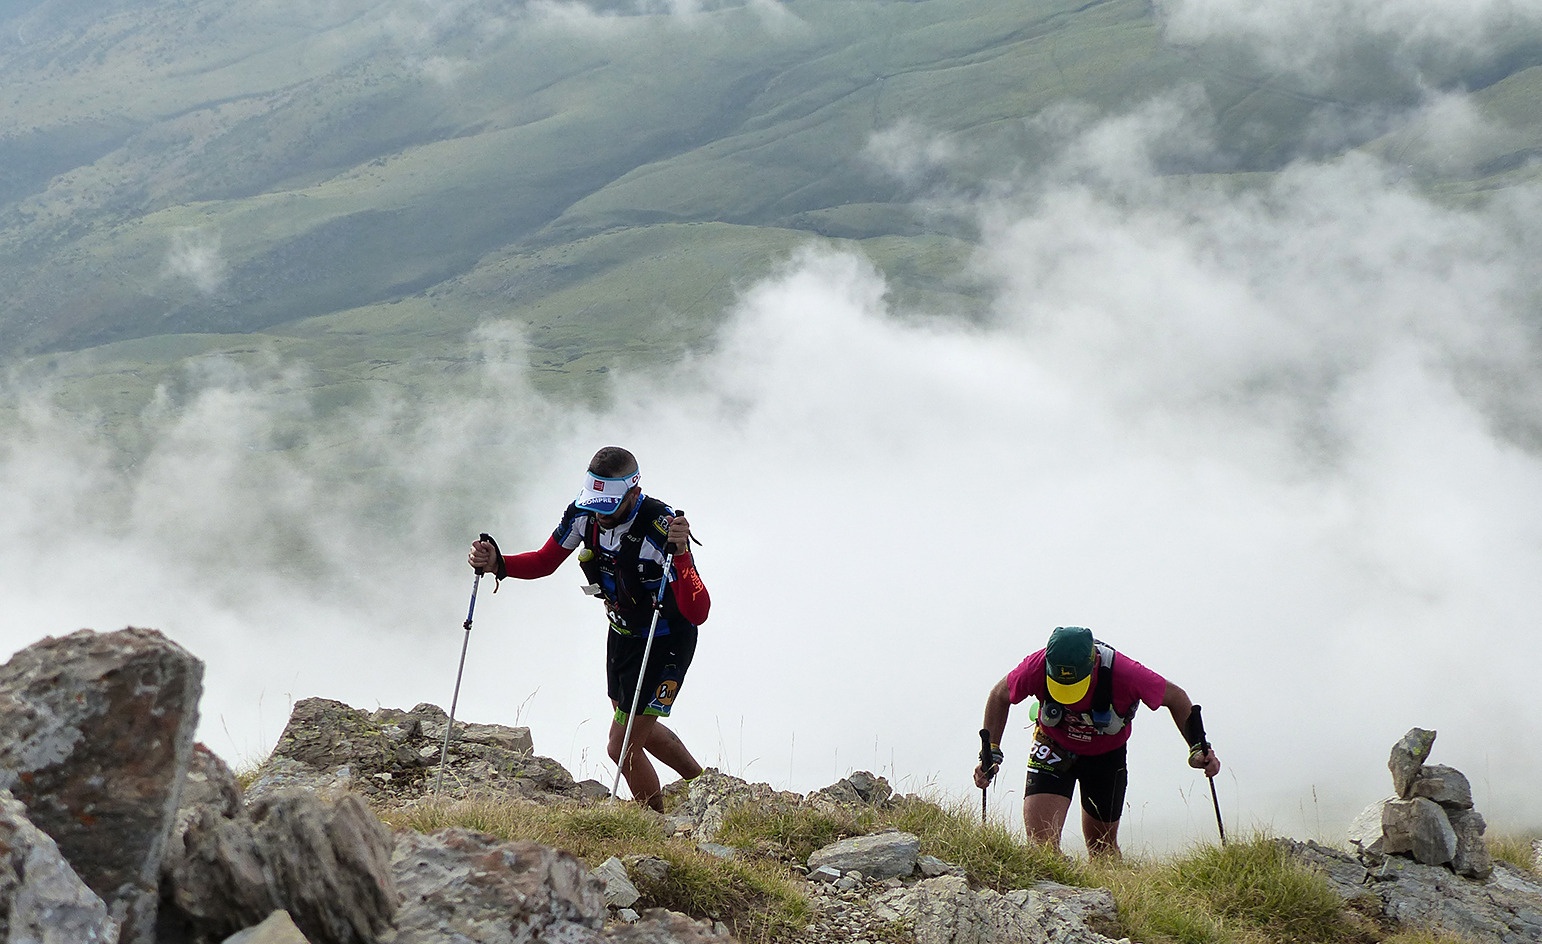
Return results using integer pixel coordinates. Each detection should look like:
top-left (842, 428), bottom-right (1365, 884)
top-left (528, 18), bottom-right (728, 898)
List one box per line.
top-left (1027, 728), bottom-right (1073, 774)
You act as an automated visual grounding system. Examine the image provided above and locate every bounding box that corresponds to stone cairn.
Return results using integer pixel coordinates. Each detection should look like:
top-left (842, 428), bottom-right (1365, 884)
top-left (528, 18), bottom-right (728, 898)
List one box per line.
top-left (1347, 727), bottom-right (1493, 879)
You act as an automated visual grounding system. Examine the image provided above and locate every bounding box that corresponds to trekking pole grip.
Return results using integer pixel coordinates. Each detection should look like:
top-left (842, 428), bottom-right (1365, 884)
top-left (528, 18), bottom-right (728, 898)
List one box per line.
top-left (1187, 704), bottom-right (1210, 752)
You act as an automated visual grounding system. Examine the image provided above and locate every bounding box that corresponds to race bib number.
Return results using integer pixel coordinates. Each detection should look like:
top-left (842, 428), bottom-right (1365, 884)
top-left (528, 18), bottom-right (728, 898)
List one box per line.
top-left (1026, 726), bottom-right (1076, 774)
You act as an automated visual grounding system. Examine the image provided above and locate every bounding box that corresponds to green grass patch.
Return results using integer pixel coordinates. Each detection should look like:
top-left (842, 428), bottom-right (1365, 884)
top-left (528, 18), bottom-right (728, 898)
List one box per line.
top-left (716, 792), bottom-right (1085, 890)
top-left (716, 802), bottom-right (879, 865)
top-left (886, 795), bottom-right (1087, 889)
top-left (1094, 834), bottom-right (1367, 944)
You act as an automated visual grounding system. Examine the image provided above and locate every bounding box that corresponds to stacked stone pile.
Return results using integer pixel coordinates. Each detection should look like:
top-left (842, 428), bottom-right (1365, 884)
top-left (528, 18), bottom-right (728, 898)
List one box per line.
top-left (1347, 727), bottom-right (1492, 878)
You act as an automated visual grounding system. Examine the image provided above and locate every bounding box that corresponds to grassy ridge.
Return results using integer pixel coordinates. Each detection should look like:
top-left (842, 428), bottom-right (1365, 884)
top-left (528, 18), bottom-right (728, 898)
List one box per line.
top-left (384, 790), bottom-right (1530, 943)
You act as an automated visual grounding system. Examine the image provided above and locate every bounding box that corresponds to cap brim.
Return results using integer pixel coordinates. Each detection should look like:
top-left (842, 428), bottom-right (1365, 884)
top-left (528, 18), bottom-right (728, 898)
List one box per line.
top-left (576, 492), bottom-right (626, 515)
top-left (1045, 674), bottom-right (1091, 704)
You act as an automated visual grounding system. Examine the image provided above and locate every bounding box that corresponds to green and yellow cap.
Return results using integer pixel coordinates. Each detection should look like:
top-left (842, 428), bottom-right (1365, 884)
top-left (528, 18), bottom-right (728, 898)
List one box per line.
top-left (1044, 626), bottom-right (1096, 704)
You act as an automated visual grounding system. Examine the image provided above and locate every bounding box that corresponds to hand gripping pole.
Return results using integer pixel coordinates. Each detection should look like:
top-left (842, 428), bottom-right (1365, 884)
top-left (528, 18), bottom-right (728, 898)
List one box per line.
top-left (435, 532), bottom-right (499, 797)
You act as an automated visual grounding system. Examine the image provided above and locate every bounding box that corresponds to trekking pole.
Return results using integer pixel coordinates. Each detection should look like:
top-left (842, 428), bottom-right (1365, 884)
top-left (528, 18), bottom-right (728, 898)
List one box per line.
top-left (611, 526), bottom-right (683, 801)
top-left (977, 729), bottom-right (996, 824)
top-left (435, 532), bottom-right (499, 797)
top-left (1188, 704), bottom-right (1225, 846)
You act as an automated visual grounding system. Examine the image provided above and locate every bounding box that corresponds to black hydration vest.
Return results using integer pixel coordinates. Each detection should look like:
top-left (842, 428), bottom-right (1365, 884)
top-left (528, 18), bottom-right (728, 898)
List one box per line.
top-left (577, 496), bottom-right (690, 635)
top-left (1037, 643), bottom-right (1138, 736)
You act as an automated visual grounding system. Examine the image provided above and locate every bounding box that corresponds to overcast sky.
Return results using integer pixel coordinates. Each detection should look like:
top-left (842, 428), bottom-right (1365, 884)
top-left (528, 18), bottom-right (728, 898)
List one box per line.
top-left (4, 0), bottom-right (1542, 856)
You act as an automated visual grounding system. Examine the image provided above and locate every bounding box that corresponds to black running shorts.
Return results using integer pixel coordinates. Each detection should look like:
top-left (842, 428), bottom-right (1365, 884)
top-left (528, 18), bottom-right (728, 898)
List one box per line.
top-left (606, 624), bottom-right (698, 722)
top-left (1024, 742), bottom-right (1129, 824)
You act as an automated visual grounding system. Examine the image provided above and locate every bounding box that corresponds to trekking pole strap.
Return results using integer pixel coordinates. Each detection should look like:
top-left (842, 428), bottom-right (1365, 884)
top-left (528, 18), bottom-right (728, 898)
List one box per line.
top-left (477, 531), bottom-right (506, 586)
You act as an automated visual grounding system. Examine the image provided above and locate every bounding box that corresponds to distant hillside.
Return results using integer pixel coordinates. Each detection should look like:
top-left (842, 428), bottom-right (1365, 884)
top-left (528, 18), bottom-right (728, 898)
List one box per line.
top-left (4, 0), bottom-right (1542, 424)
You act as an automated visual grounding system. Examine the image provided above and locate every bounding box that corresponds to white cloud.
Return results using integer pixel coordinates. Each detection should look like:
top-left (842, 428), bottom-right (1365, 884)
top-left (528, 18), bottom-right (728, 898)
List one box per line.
top-left (6, 87), bottom-right (1542, 854)
top-left (163, 229), bottom-right (227, 295)
top-left (1157, 0), bottom-right (1542, 82)
top-left (864, 120), bottom-right (963, 187)
top-left (1379, 90), bottom-right (1520, 176)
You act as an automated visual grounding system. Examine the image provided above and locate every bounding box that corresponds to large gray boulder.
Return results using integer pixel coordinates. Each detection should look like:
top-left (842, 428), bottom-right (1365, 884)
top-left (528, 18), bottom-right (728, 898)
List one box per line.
top-left (384, 828), bottom-right (606, 943)
top-left (0, 627), bottom-right (202, 944)
top-left (164, 789), bottom-right (396, 944)
top-left (0, 788), bottom-right (120, 943)
top-left (808, 831), bottom-right (921, 880)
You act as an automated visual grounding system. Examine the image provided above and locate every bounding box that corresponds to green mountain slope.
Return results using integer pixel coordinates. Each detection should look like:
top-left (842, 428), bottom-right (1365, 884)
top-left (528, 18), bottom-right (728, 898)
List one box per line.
top-left (3, 0), bottom-right (1541, 424)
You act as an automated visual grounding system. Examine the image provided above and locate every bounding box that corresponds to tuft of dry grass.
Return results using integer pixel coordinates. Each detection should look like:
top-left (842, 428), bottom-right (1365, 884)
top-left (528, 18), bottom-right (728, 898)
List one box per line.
top-left (1488, 832), bottom-right (1541, 877)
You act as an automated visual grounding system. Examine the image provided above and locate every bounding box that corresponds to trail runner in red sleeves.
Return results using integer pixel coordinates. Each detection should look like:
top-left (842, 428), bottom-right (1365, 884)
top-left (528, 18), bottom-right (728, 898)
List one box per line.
top-left (468, 446), bottom-right (710, 811)
top-left (972, 626), bottom-right (1221, 858)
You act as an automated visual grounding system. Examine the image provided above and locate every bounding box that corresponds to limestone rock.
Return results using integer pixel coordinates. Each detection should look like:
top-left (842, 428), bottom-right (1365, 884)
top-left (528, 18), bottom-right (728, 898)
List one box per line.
top-left (385, 828), bottom-right (605, 943)
top-left (1411, 765), bottom-right (1473, 810)
top-left (1347, 797), bottom-right (1393, 860)
top-left (871, 874), bottom-right (1125, 944)
top-left (1383, 798), bottom-right (1457, 866)
top-left (182, 744), bottom-right (243, 817)
top-left (1029, 881), bottom-right (1122, 940)
top-left (1389, 728), bottom-right (1436, 799)
top-left (166, 789), bottom-right (396, 944)
top-left (846, 770), bottom-right (893, 805)
top-left (0, 788), bottom-right (120, 943)
top-left (623, 855), bottom-right (672, 887)
top-left (0, 627), bottom-right (202, 944)
top-left (222, 910), bottom-right (312, 944)
top-left (248, 700), bottom-right (567, 804)
top-left (596, 856), bottom-right (641, 909)
top-left (808, 831), bottom-right (920, 880)
top-left (918, 854), bottom-right (964, 878)
top-left (1283, 838), bottom-right (1542, 944)
top-left (1447, 809), bottom-right (1493, 879)
top-left (163, 744), bottom-right (245, 888)
top-left (670, 769), bottom-right (801, 842)
top-left (809, 771), bottom-right (894, 810)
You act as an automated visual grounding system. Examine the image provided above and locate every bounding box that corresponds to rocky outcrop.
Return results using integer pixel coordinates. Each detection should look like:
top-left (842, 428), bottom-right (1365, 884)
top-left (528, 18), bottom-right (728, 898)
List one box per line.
top-left (1285, 838), bottom-right (1542, 944)
top-left (1348, 728), bottom-right (1493, 878)
top-left (244, 699), bottom-right (599, 804)
top-left (870, 875), bottom-right (1124, 944)
top-left (385, 828), bottom-right (604, 942)
top-left (0, 627), bottom-right (202, 944)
